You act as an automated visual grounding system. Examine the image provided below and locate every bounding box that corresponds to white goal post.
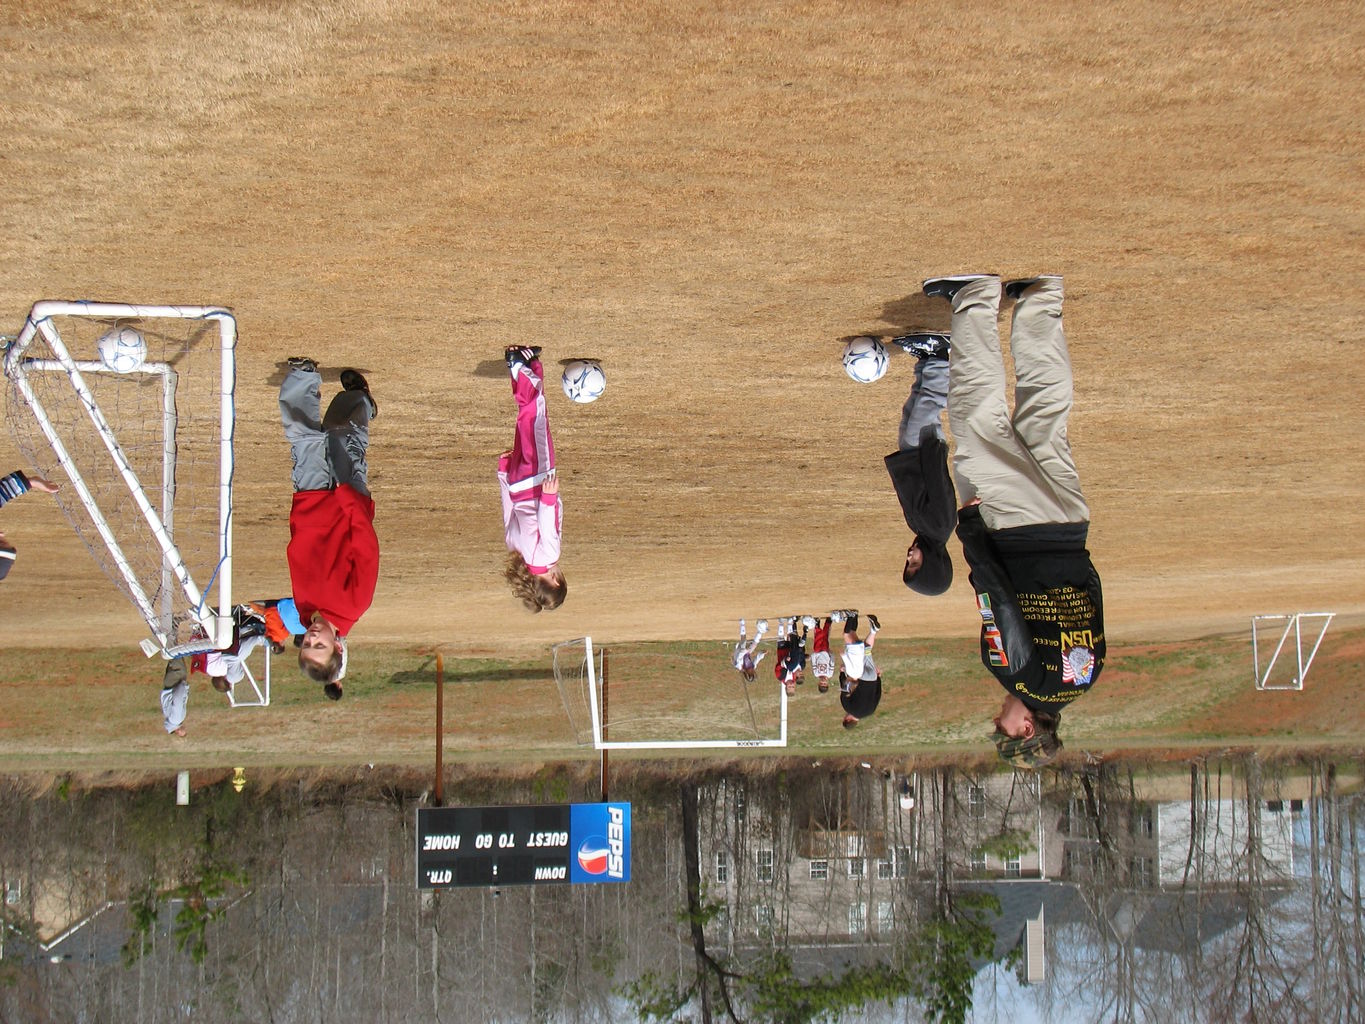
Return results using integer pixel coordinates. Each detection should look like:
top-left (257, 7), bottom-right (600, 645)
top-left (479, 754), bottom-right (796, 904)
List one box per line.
top-left (552, 636), bottom-right (789, 751)
top-left (228, 641), bottom-right (271, 708)
top-left (3, 300), bottom-right (236, 656)
top-left (1252, 613), bottom-right (1334, 691)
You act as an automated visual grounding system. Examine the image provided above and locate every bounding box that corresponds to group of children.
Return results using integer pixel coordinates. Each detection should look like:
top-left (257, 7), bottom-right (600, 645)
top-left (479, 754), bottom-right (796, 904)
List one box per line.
top-left (163, 343), bottom-right (571, 733)
top-left (732, 611), bottom-right (883, 729)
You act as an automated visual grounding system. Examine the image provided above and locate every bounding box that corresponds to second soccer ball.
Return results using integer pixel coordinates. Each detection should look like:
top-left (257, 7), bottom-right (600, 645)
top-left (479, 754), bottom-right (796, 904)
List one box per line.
top-left (97, 326), bottom-right (148, 374)
top-left (842, 336), bottom-right (888, 384)
top-left (561, 360), bottom-right (606, 404)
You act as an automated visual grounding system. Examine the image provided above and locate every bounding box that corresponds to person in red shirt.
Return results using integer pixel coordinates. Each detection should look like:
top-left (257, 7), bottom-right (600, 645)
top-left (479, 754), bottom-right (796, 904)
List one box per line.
top-left (279, 358), bottom-right (379, 698)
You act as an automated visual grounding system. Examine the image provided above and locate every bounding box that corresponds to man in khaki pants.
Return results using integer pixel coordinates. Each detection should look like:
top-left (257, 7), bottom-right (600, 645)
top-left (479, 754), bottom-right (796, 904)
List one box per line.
top-left (922, 274), bottom-right (1105, 768)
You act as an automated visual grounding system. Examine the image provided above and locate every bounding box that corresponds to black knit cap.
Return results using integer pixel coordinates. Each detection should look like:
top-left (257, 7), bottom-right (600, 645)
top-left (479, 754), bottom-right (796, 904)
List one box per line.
top-left (905, 540), bottom-right (952, 596)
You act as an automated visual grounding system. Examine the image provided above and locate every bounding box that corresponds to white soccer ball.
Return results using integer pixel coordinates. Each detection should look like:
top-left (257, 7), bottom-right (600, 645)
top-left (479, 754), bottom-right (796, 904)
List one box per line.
top-left (842, 336), bottom-right (889, 384)
top-left (97, 326), bottom-right (148, 374)
top-left (561, 360), bottom-right (606, 404)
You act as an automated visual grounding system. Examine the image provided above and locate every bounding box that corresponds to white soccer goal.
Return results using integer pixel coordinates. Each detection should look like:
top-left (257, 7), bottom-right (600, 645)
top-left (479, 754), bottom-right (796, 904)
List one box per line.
top-left (1253, 613), bottom-right (1334, 691)
top-left (552, 637), bottom-right (789, 751)
top-left (554, 635), bottom-right (603, 747)
top-left (228, 639), bottom-right (271, 708)
top-left (3, 301), bottom-right (236, 656)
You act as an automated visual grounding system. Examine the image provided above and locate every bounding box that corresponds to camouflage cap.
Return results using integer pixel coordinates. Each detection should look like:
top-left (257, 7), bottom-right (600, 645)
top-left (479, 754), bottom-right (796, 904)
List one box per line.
top-left (992, 729), bottom-right (1063, 769)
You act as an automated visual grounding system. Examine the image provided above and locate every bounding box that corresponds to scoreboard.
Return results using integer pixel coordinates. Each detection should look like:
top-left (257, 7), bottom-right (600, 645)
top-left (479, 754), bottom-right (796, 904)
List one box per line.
top-left (416, 802), bottom-right (631, 888)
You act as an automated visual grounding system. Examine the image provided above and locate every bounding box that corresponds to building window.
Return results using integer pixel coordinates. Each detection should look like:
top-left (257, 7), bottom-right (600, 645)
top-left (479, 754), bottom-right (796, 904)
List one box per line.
top-left (1005, 854), bottom-right (1022, 878)
top-left (879, 846), bottom-right (909, 878)
top-left (1136, 805), bottom-right (1155, 838)
top-left (847, 901), bottom-right (867, 935)
top-left (1130, 856), bottom-right (1155, 888)
top-left (877, 901), bottom-right (894, 933)
top-left (715, 850), bottom-right (728, 883)
top-left (1065, 845), bottom-right (1099, 877)
top-left (1067, 796), bottom-right (1097, 839)
top-left (968, 785), bottom-right (986, 819)
top-left (846, 835), bottom-right (865, 878)
top-left (756, 848), bottom-right (774, 883)
top-left (970, 849), bottom-right (987, 874)
top-left (809, 859), bottom-right (828, 881)
top-left (755, 905), bottom-right (774, 932)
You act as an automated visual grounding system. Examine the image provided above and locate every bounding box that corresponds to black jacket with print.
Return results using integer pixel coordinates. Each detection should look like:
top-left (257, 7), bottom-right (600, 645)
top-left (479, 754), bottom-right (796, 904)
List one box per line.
top-left (955, 504), bottom-right (1104, 713)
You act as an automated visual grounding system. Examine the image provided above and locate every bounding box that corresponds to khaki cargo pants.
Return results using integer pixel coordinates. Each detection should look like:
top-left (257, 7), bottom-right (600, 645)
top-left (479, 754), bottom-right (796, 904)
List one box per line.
top-left (947, 276), bottom-right (1089, 530)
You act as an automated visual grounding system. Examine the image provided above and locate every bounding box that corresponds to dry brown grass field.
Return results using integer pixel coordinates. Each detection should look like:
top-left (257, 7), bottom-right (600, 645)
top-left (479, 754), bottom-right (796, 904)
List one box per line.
top-left (0, 1), bottom-right (1362, 760)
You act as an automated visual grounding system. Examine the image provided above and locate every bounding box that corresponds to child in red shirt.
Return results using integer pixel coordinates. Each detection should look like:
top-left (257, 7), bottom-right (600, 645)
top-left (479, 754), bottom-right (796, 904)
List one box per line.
top-left (279, 358), bottom-right (379, 697)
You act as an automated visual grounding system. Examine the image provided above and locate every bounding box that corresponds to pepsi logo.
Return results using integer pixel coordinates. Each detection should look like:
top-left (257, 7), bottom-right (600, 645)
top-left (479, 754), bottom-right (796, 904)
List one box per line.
top-left (577, 837), bottom-right (610, 875)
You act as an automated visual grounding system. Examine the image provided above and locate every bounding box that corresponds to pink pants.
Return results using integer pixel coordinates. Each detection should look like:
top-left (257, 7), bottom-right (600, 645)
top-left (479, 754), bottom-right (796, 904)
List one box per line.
top-left (499, 359), bottom-right (555, 487)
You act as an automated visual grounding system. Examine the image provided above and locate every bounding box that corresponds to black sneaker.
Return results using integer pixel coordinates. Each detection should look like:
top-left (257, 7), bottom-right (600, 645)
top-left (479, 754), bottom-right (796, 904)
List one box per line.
top-left (891, 333), bottom-right (950, 360)
top-left (1004, 275), bottom-right (1061, 301)
top-left (1003, 278), bottom-right (1039, 301)
top-left (867, 613), bottom-right (881, 632)
top-left (504, 345), bottom-right (543, 370)
top-left (922, 274), bottom-right (997, 301)
top-left (340, 368), bottom-right (378, 418)
top-left (287, 356), bottom-right (318, 373)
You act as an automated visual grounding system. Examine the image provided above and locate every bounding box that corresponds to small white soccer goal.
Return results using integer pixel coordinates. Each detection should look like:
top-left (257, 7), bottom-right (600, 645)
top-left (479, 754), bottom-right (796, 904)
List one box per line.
top-left (1252, 613), bottom-right (1335, 691)
top-left (228, 639), bottom-right (271, 709)
top-left (3, 301), bottom-right (236, 656)
top-left (552, 637), bottom-right (789, 751)
top-left (553, 636), bottom-right (603, 747)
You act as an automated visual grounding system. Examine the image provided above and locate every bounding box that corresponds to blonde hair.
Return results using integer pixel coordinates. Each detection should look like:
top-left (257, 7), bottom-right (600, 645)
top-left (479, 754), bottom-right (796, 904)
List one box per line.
top-left (504, 551), bottom-right (567, 612)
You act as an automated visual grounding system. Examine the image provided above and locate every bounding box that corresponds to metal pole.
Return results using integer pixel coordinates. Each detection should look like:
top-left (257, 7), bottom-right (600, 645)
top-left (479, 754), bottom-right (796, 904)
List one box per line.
top-left (600, 648), bottom-right (609, 802)
top-left (434, 653), bottom-right (444, 807)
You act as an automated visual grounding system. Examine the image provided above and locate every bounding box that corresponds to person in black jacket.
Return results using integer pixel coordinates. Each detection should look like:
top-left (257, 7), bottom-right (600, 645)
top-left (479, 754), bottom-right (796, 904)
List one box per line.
top-left (837, 611), bottom-right (883, 728)
top-left (0, 469), bottom-right (60, 580)
top-left (922, 274), bottom-right (1104, 768)
top-left (884, 333), bottom-right (956, 596)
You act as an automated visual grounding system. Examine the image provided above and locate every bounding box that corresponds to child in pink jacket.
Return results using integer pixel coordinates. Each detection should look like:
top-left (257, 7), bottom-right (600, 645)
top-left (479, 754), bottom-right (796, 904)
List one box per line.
top-left (499, 346), bottom-right (567, 611)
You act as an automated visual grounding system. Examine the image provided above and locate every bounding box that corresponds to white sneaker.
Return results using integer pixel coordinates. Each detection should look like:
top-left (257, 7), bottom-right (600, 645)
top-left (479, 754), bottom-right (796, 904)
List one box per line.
top-left (801, 615), bottom-right (816, 629)
top-left (829, 610), bottom-right (845, 624)
top-left (756, 619), bottom-right (769, 634)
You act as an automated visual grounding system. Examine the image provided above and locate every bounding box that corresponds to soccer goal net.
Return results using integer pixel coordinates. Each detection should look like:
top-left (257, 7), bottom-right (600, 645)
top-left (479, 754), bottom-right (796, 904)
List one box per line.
top-left (552, 638), bottom-right (788, 751)
top-left (3, 301), bottom-right (236, 656)
top-left (1252, 612), bottom-right (1334, 691)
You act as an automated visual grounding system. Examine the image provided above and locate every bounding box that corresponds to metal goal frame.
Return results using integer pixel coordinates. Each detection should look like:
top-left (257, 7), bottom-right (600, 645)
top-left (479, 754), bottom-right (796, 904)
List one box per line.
top-left (553, 636), bottom-right (788, 751)
top-left (1252, 612), bottom-right (1335, 691)
top-left (4, 300), bottom-right (236, 655)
